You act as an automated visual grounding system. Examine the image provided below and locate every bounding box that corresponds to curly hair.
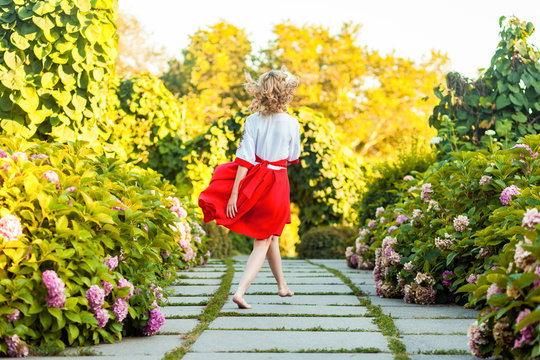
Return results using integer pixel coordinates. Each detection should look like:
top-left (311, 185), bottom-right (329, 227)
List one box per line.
top-left (244, 67), bottom-right (299, 116)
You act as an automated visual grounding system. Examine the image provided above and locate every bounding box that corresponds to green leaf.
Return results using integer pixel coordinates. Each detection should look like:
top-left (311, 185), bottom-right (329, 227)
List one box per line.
top-left (65, 311), bottom-right (81, 323)
top-left (456, 283), bottom-right (477, 294)
top-left (83, 24), bottom-right (100, 44)
top-left (75, 0), bottom-right (92, 12)
top-left (41, 72), bottom-right (58, 88)
top-left (72, 92), bottom-right (87, 111)
top-left (495, 95), bottom-right (511, 110)
top-left (67, 323), bottom-right (79, 344)
top-left (3, 50), bottom-right (24, 69)
top-left (48, 306), bottom-right (63, 322)
top-left (0, 68), bottom-right (25, 90)
top-left (17, 86), bottom-right (39, 113)
top-left (10, 31), bottom-right (30, 50)
top-left (516, 310), bottom-right (540, 332)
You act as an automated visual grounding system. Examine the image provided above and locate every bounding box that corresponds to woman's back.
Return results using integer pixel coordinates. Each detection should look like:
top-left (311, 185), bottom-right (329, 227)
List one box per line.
top-left (236, 112), bottom-right (301, 167)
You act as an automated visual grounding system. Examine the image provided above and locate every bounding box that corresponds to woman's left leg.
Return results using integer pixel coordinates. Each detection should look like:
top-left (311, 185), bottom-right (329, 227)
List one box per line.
top-left (266, 235), bottom-right (293, 297)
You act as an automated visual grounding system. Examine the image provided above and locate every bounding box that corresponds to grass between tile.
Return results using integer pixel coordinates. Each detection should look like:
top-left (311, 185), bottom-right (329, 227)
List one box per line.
top-left (218, 312), bottom-right (367, 317)
top-left (419, 349), bottom-right (469, 355)
top-left (307, 260), bottom-right (411, 360)
top-left (162, 258), bottom-right (234, 360)
top-left (211, 327), bottom-right (380, 332)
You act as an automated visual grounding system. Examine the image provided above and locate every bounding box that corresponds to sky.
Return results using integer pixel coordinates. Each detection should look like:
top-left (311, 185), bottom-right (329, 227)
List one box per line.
top-left (119, 0), bottom-right (540, 78)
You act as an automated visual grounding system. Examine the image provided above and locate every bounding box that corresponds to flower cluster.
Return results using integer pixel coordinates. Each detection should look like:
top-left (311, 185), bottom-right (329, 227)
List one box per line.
top-left (513, 308), bottom-right (537, 349)
top-left (514, 238), bottom-right (535, 271)
top-left (468, 321), bottom-right (492, 358)
top-left (94, 308), bottom-right (110, 328)
top-left (5, 334), bottom-right (29, 357)
top-left (403, 175), bottom-right (414, 181)
top-left (453, 215), bottom-right (469, 232)
top-left (479, 175), bottom-right (492, 186)
top-left (0, 214), bottom-right (23, 242)
top-left (140, 301), bottom-right (165, 335)
top-left (442, 270), bottom-right (455, 287)
top-left (486, 283), bottom-right (503, 302)
top-left (101, 280), bottom-right (114, 296)
top-left (499, 185), bottom-right (521, 206)
top-left (411, 209), bottom-right (423, 219)
top-left (104, 255), bottom-right (119, 271)
top-left (427, 199), bottom-right (439, 212)
top-left (118, 278), bottom-right (134, 299)
top-left (42, 270), bottom-right (66, 308)
top-left (522, 208), bottom-right (540, 230)
top-left (512, 143), bottom-right (538, 158)
top-left (420, 183), bottom-right (433, 202)
top-left (373, 236), bottom-right (403, 298)
top-left (403, 272), bottom-right (436, 305)
top-left (395, 215), bottom-right (409, 225)
top-left (86, 285), bottom-right (105, 310)
top-left (435, 233), bottom-right (454, 251)
top-left (5, 308), bottom-right (20, 322)
top-left (113, 298), bottom-right (128, 324)
top-left (42, 170), bottom-right (61, 189)
top-left (168, 196), bottom-right (188, 218)
top-left (375, 207), bottom-right (385, 218)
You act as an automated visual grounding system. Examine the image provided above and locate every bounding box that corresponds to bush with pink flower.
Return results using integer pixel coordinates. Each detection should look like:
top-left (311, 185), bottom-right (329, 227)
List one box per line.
top-left (0, 136), bottom-right (210, 356)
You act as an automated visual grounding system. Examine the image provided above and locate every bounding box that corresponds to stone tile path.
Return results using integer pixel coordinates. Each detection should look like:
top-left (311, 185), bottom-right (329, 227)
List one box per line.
top-left (21, 258), bottom-right (482, 360)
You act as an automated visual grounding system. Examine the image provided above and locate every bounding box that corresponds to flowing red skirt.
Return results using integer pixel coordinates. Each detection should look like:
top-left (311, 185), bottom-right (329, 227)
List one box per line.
top-left (198, 159), bottom-right (291, 240)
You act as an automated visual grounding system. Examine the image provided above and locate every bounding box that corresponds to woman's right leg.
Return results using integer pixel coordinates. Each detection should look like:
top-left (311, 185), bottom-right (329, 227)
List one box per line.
top-left (232, 237), bottom-right (273, 308)
top-left (266, 235), bottom-right (293, 296)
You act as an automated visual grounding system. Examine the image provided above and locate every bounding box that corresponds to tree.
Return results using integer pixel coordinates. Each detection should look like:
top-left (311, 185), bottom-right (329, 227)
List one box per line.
top-left (262, 22), bottom-right (449, 157)
top-left (116, 12), bottom-right (168, 77)
top-left (161, 22), bottom-right (253, 138)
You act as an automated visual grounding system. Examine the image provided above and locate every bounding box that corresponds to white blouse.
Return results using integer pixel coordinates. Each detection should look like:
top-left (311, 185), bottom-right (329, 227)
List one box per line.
top-left (235, 112), bottom-right (301, 170)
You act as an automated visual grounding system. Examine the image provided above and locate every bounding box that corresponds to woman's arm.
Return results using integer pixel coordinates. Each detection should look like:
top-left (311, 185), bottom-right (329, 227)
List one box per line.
top-left (226, 165), bottom-right (248, 218)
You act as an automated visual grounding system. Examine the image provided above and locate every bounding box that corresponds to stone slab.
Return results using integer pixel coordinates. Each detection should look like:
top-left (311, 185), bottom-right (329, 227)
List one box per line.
top-left (232, 275), bottom-right (344, 284)
top-left (164, 296), bottom-right (210, 305)
top-left (368, 296), bottom-right (421, 307)
top-left (186, 267), bottom-right (227, 272)
top-left (358, 284), bottom-right (377, 295)
top-left (230, 294), bottom-right (360, 306)
top-left (382, 306), bottom-right (478, 319)
top-left (177, 272), bottom-right (224, 278)
top-left (162, 306), bottom-right (205, 317)
top-left (176, 278), bottom-right (222, 285)
top-left (410, 355), bottom-right (477, 360)
top-left (191, 330), bottom-right (389, 352)
top-left (168, 285), bottom-right (219, 296)
top-left (234, 268), bottom-right (329, 274)
top-left (394, 318), bottom-right (473, 334)
top-left (228, 284), bottom-right (352, 294)
top-left (183, 353), bottom-right (394, 360)
top-left (158, 318), bottom-right (199, 334)
top-left (209, 316), bottom-right (378, 330)
top-left (402, 334), bottom-right (470, 352)
top-left (220, 303), bottom-right (367, 316)
top-left (78, 335), bottom-right (182, 358)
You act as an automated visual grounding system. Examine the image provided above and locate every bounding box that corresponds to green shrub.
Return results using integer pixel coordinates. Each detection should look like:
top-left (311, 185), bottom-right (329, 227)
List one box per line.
top-left (203, 222), bottom-right (231, 259)
top-left (0, 135), bottom-right (209, 356)
top-left (430, 17), bottom-right (540, 155)
top-left (0, 0), bottom-right (118, 144)
top-left (355, 140), bottom-right (436, 225)
top-left (296, 225), bottom-right (356, 259)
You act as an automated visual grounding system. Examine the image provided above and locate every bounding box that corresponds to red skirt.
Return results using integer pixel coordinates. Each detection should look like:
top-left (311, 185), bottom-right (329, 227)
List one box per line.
top-left (198, 157), bottom-right (291, 240)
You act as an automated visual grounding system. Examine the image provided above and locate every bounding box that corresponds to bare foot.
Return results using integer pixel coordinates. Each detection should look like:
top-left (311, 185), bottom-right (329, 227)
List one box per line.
top-left (278, 287), bottom-right (294, 297)
top-left (232, 295), bottom-right (252, 309)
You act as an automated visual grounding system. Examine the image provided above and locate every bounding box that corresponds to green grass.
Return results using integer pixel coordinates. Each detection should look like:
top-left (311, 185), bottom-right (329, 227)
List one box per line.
top-left (162, 258), bottom-right (234, 360)
top-left (241, 347), bottom-right (383, 353)
top-left (420, 349), bottom-right (469, 355)
top-left (307, 260), bottom-right (411, 360)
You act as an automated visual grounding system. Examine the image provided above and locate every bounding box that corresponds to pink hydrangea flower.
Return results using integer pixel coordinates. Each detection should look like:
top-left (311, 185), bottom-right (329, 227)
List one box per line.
top-left (513, 308), bottom-right (537, 348)
top-left (467, 274), bottom-right (478, 284)
top-left (412, 209), bottom-right (423, 219)
top-left (375, 207), bottom-right (385, 218)
top-left (149, 283), bottom-right (163, 300)
top-left (404, 262), bottom-right (413, 271)
top-left (442, 270), bottom-right (454, 287)
top-left (486, 283), bottom-right (503, 301)
top-left (500, 185), bottom-right (521, 206)
top-left (143, 224), bottom-right (149, 232)
top-left (94, 307), bottom-right (109, 328)
top-left (168, 196), bottom-right (188, 218)
top-left (161, 250), bottom-right (170, 258)
top-left (118, 278), bottom-right (134, 299)
top-left (205, 250), bottom-right (211, 257)
top-left (11, 151), bottom-right (27, 162)
top-left (453, 215), bottom-right (469, 232)
top-left (140, 304), bottom-right (165, 335)
top-left (5, 308), bottom-right (20, 322)
top-left (0, 214), bottom-right (23, 242)
top-left (396, 215), bottom-right (409, 225)
top-left (388, 225), bottom-right (398, 234)
top-left (403, 175), bottom-right (414, 181)
top-left (42, 170), bottom-right (60, 185)
top-left (42, 270), bottom-right (66, 309)
top-left (86, 285), bottom-right (105, 310)
top-left (113, 297), bottom-right (129, 324)
top-left (5, 334), bottom-right (29, 357)
top-left (420, 183), bottom-right (433, 202)
top-left (479, 175), bottom-right (492, 186)
top-left (30, 154), bottom-right (49, 161)
top-left (512, 143), bottom-right (538, 158)
top-left (522, 208), bottom-right (540, 230)
top-left (66, 186), bottom-right (76, 192)
top-left (183, 245), bottom-right (196, 262)
top-left (0, 149), bottom-right (8, 158)
top-left (101, 280), bottom-right (114, 296)
top-left (104, 255), bottom-right (118, 271)
top-left (368, 220), bottom-right (376, 229)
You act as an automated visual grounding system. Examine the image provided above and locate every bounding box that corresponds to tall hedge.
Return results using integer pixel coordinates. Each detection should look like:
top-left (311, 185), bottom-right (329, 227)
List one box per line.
top-left (430, 16), bottom-right (540, 153)
top-left (0, 0), bottom-right (118, 143)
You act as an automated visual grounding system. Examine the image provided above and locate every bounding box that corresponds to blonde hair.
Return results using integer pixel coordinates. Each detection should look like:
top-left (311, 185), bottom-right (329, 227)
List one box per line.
top-left (244, 67), bottom-right (299, 116)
